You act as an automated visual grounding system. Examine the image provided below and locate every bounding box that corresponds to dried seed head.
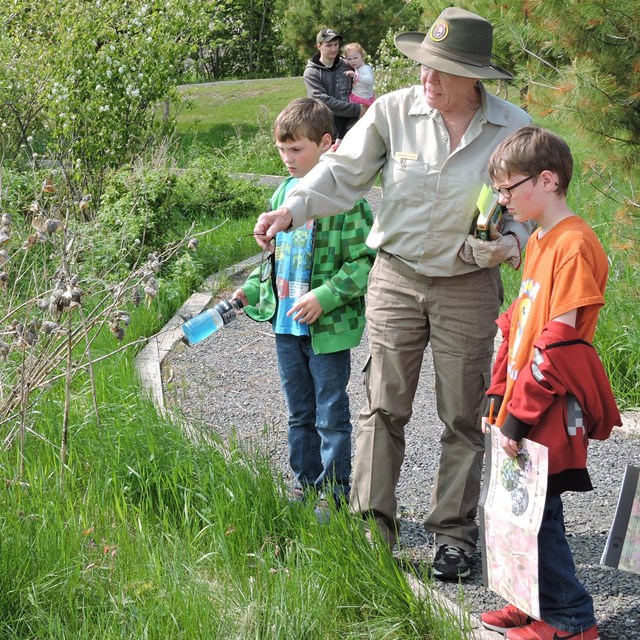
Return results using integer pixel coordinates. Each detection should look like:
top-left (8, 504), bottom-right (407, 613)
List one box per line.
top-left (42, 177), bottom-right (56, 194)
top-left (18, 328), bottom-right (37, 347)
top-left (187, 237), bottom-right (199, 251)
top-left (41, 320), bottom-right (60, 335)
top-left (113, 310), bottom-right (131, 326)
top-left (147, 254), bottom-right (162, 273)
top-left (132, 287), bottom-right (142, 307)
top-left (0, 213), bottom-right (11, 226)
top-left (22, 234), bottom-right (39, 249)
top-left (144, 282), bottom-right (158, 306)
top-left (70, 287), bottom-right (82, 303)
top-left (0, 230), bottom-right (10, 246)
top-left (44, 218), bottom-right (62, 234)
top-left (31, 215), bottom-right (45, 232)
top-left (109, 320), bottom-right (125, 341)
top-left (78, 194), bottom-right (92, 210)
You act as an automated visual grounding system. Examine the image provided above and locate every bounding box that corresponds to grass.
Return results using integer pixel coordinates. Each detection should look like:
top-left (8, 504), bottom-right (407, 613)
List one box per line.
top-left (0, 352), bottom-right (470, 639)
top-left (176, 77), bottom-right (305, 152)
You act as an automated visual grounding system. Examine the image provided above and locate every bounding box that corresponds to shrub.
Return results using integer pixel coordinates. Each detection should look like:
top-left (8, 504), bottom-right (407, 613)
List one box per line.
top-left (94, 155), bottom-right (267, 274)
top-left (372, 28), bottom-right (420, 96)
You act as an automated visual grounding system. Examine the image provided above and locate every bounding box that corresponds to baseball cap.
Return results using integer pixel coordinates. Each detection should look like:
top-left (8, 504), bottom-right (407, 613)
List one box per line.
top-left (316, 28), bottom-right (341, 44)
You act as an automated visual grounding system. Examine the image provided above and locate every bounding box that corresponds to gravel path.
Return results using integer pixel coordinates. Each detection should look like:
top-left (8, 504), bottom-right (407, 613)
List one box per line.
top-left (162, 178), bottom-right (640, 639)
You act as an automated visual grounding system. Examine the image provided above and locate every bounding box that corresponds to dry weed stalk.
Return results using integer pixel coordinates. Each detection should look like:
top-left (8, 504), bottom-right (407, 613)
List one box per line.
top-left (0, 177), bottom-right (220, 480)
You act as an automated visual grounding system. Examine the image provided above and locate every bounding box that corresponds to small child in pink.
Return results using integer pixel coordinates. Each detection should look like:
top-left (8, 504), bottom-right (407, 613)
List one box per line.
top-left (343, 42), bottom-right (375, 109)
top-left (331, 42), bottom-right (375, 151)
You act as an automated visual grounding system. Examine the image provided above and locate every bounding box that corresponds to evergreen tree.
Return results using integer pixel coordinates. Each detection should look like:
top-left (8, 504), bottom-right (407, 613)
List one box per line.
top-left (279, 0), bottom-right (425, 65)
top-left (496, 0), bottom-right (640, 168)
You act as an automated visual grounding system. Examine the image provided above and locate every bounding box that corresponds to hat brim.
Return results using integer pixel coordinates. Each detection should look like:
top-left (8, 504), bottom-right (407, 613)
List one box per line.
top-left (394, 32), bottom-right (513, 81)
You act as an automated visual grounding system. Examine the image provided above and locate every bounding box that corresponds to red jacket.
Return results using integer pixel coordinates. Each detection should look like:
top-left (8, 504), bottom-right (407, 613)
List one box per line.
top-left (490, 317), bottom-right (622, 494)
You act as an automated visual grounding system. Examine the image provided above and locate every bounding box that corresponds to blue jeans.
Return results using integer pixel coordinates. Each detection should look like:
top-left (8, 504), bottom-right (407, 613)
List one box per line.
top-left (275, 334), bottom-right (352, 502)
top-left (538, 494), bottom-right (596, 632)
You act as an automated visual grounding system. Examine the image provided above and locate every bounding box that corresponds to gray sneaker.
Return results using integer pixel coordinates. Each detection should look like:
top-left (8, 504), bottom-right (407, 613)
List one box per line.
top-left (288, 486), bottom-right (306, 503)
top-left (431, 543), bottom-right (471, 580)
top-left (314, 494), bottom-right (331, 524)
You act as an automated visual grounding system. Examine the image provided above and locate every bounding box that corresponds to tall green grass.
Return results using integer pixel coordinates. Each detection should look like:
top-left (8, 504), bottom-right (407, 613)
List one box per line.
top-left (0, 352), bottom-right (470, 638)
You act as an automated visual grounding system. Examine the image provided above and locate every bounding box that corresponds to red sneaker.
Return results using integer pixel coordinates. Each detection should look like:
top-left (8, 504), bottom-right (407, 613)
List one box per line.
top-left (506, 620), bottom-right (599, 640)
top-left (481, 604), bottom-right (532, 633)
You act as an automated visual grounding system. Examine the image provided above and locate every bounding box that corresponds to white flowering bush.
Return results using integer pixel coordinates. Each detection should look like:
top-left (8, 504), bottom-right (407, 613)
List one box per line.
top-left (372, 28), bottom-right (421, 97)
top-left (0, 0), bottom-right (209, 201)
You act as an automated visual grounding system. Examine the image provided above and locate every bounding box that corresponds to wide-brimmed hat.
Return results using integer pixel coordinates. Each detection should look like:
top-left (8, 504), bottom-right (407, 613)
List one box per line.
top-left (316, 28), bottom-right (341, 44)
top-left (394, 7), bottom-right (512, 80)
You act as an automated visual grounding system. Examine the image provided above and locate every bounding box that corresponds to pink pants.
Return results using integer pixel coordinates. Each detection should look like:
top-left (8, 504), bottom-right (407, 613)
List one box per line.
top-left (349, 93), bottom-right (375, 107)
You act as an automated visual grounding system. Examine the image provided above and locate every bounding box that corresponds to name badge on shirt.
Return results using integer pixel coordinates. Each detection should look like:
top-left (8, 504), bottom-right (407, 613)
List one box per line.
top-left (395, 152), bottom-right (418, 161)
top-left (395, 151), bottom-right (418, 168)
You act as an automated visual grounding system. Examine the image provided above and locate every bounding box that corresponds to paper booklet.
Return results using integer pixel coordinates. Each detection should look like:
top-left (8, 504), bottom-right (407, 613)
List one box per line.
top-left (601, 464), bottom-right (640, 575)
top-left (479, 425), bottom-right (549, 619)
top-left (474, 183), bottom-right (504, 240)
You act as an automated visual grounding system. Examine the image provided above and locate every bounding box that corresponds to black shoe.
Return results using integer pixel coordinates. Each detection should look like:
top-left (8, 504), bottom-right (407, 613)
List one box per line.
top-left (431, 543), bottom-right (471, 580)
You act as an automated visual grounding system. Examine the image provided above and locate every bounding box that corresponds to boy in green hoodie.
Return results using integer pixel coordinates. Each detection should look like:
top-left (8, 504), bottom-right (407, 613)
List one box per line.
top-left (233, 98), bottom-right (375, 512)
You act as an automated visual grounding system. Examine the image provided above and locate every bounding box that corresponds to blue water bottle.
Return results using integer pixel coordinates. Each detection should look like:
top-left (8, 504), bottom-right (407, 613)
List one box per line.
top-left (182, 298), bottom-right (243, 345)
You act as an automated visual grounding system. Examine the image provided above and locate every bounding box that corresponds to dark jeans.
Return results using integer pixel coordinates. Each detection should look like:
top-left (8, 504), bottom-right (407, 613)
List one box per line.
top-left (539, 494), bottom-right (596, 632)
top-left (275, 334), bottom-right (352, 501)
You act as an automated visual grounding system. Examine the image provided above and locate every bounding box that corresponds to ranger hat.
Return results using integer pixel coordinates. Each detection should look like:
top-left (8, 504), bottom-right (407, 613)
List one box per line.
top-left (394, 7), bottom-right (512, 80)
top-left (316, 28), bottom-right (342, 44)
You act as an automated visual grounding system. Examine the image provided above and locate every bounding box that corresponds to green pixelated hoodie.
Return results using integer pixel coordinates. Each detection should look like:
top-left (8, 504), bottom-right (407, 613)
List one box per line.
top-left (242, 176), bottom-right (375, 354)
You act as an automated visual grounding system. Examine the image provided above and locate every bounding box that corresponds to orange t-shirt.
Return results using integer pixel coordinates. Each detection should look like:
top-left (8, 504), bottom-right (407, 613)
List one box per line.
top-left (497, 215), bottom-right (609, 427)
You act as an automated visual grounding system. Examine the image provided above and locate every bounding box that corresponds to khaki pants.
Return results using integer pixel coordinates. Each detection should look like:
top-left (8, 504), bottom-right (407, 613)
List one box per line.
top-left (351, 251), bottom-right (502, 552)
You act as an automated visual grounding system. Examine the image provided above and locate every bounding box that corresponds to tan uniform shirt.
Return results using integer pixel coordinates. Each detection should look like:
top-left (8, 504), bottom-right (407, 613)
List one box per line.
top-left (285, 84), bottom-right (532, 277)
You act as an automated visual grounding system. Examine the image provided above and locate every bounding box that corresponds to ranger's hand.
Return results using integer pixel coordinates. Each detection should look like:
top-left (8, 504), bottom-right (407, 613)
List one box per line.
top-left (254, 207), bottom-right (293, 249)
top-left (459, 227), bottom-right (521, 269)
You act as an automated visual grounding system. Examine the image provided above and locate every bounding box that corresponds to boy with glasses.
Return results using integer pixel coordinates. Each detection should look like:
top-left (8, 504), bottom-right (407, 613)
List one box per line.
top-left (232, 98), bottom-right (375, 512)
top-left (480, 125), bottom-right (621, 640)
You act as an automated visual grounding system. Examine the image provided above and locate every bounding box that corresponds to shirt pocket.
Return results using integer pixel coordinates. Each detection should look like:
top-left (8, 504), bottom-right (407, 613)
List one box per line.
top-left (389, 156), bottom-right (428, 205)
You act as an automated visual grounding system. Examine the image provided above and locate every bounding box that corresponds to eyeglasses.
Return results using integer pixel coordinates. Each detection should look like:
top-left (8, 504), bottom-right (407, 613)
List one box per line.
top-left (259, 244), bottom-right (274, 283)
top-left (491, 175), bottom-right (536, 199)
